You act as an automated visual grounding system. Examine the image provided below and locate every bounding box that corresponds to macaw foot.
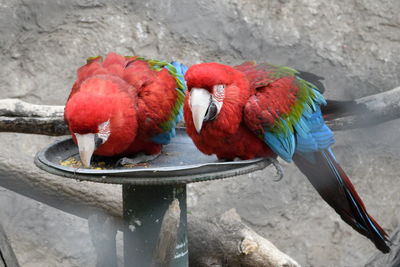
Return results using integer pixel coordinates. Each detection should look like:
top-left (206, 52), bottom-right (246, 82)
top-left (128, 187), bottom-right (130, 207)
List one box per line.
top-left (117, 153), bottom-right (160, 167)
top-left (268, 158), bottom-right (284, 182)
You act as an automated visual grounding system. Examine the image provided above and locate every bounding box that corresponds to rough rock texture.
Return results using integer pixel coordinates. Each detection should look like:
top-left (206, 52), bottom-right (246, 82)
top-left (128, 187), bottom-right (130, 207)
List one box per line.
top-left (2, 0), bottom-right (400, 103)
top-left (1, 0), bottom-right (400, 266)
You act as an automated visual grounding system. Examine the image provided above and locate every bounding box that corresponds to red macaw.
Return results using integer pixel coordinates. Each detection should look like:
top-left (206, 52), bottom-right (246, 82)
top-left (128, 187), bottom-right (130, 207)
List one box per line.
top-left (64, 52), bottom-right (187, 167)
top-left (183, 62), bottom-right (390, 253)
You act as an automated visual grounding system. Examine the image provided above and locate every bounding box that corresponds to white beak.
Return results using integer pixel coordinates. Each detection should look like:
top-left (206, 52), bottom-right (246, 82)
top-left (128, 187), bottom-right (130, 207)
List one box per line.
top-left (190, 88), bottom-right (211, 133)
top-left (75, 133), bottom-right (95, 167)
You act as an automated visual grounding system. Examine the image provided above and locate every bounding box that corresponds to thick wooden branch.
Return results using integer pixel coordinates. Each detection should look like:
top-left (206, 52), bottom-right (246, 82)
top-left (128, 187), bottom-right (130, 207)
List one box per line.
top-left (1, 87), bottom-right (400, 135)
top-left (0, 99), bottom-right (68, 135)
top-left (0, 117), bottom-right (68, 136)
top-left (188, 209), bottom-right (300, 267)
top-left (325, 86), bottom-right (400, 130)
top-left (0, 99), bottom-right (64, 117)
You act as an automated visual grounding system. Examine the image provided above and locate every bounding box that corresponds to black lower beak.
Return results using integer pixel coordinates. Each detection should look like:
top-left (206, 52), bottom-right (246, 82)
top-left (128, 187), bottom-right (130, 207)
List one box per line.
top-left (204, 102), bottom-right (218, 121)
top-left (94, 134), bottom-right (103, 149)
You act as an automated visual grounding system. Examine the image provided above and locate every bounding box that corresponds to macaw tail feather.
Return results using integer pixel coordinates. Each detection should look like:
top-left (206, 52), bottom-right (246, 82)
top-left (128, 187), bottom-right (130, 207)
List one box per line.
top-left (293, 149), bottom-right (390, 253)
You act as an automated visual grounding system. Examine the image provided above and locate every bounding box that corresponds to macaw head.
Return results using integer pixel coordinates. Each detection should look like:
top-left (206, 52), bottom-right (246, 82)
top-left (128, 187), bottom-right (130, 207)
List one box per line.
top-left (64, 76), bottom-right (137, 167)
top-left (184, 62), bottom-right (250, 134)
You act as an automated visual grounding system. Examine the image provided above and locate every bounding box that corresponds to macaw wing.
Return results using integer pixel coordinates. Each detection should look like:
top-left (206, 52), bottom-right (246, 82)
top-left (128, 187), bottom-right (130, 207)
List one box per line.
top-left (126, 58), bottom-right (188, 144)
top-left (235, 61), bottom-right (301, 89)
top-left (150, 61), bottom-right (188, 144)
top-left (235, 62), bottom-right (326, 93)
top-left (243, 63), bottom-right (331, 161)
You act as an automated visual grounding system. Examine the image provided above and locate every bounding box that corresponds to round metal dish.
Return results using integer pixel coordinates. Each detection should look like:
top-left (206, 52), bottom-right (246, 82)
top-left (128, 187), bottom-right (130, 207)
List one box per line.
top-left (34, 128), bottom-right (270, 185)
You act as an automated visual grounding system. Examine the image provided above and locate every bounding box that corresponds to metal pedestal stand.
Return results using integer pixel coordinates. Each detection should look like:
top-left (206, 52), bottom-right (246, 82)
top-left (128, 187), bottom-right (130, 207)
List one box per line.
top-left (35, 129), bottom-right (270, 266)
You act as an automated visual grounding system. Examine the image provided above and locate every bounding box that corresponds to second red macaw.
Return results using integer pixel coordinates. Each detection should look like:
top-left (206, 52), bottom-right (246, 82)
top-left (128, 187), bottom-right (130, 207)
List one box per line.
top-left (183, 61), bottom-right (390, 253)
top-left (64, 52), bottom-right (187, 167)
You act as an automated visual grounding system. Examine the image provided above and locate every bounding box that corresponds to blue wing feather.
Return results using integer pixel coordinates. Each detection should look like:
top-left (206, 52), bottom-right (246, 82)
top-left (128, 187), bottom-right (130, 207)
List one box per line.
top-left (263, 120), bottom-right (296, 162)
top-left (263, 87), bottom-right (334, 161)
top-left (295, 105), bottom-right (335, 153)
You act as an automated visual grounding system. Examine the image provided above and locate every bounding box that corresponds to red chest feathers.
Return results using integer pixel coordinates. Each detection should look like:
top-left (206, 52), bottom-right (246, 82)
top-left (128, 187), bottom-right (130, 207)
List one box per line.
top-left (186, 123), bottom-right (275, 160)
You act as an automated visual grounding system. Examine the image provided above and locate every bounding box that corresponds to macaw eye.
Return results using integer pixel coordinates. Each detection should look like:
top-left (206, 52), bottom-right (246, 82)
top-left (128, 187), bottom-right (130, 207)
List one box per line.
top-left (212, 84), bottom-right (225, 102)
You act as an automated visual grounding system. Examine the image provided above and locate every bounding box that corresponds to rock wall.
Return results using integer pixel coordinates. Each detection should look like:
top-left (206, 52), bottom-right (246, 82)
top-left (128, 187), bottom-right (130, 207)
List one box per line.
top-left (1, 0), bottom-right (400, 266)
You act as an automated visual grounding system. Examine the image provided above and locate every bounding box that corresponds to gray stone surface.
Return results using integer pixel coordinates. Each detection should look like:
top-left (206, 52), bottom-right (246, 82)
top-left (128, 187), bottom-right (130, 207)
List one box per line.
top-left (1, 0), bottom-right (400, 266)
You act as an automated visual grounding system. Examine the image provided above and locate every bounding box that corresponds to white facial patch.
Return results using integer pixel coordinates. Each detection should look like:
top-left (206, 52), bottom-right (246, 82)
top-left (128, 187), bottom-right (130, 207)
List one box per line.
top-left (212, 84), bottom-right (225, 112)
top-left (97, 120), bottom-right (111, 142)
top-left (212, 84), bottom-right (225, 102)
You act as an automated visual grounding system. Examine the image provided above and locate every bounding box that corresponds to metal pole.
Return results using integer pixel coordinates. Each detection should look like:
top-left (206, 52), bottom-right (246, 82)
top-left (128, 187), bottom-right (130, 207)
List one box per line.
top-left (123, 184), bottom-right (188, 267)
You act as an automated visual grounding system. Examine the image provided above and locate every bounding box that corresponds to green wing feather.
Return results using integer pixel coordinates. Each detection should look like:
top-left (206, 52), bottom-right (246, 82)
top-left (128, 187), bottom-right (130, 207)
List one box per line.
top-left (238, 61), bottom-right (325, 135)
top-left (271, 76), bottom-right (325, 135)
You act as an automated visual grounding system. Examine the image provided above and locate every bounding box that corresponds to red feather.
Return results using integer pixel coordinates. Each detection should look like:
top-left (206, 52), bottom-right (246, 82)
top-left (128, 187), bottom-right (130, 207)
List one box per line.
top-left (65, 52), bottom-right (178, 156)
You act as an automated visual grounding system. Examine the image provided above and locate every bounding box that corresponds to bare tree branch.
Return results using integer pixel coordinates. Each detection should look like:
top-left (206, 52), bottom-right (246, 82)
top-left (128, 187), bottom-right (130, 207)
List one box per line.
top-left (0, 99), bottom-right (64, 117)
top-left (0, 117), bottom-right (68, 136)
top-left (188, 209), bottom-right (300, 267)
top-left (1, 87), bottom-right (400, 135)
top-left (325, 87), bottom-right (400, 130)
top-left (0, 99), bottom-right (67, 135)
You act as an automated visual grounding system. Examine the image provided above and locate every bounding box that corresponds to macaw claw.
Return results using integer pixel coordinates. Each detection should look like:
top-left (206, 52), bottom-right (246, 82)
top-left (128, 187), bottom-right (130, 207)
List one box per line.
top-left (268, 158), bottom-right (284, 182)
top-left (116, 153), bottom-right (161, 167)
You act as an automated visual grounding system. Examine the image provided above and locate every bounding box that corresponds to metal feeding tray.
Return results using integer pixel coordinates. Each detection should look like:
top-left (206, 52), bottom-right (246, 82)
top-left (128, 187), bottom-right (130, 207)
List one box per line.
top-left (34, 128), bottom-right (271, 267)
top-left (34, 128), bottom-right (270, 185)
